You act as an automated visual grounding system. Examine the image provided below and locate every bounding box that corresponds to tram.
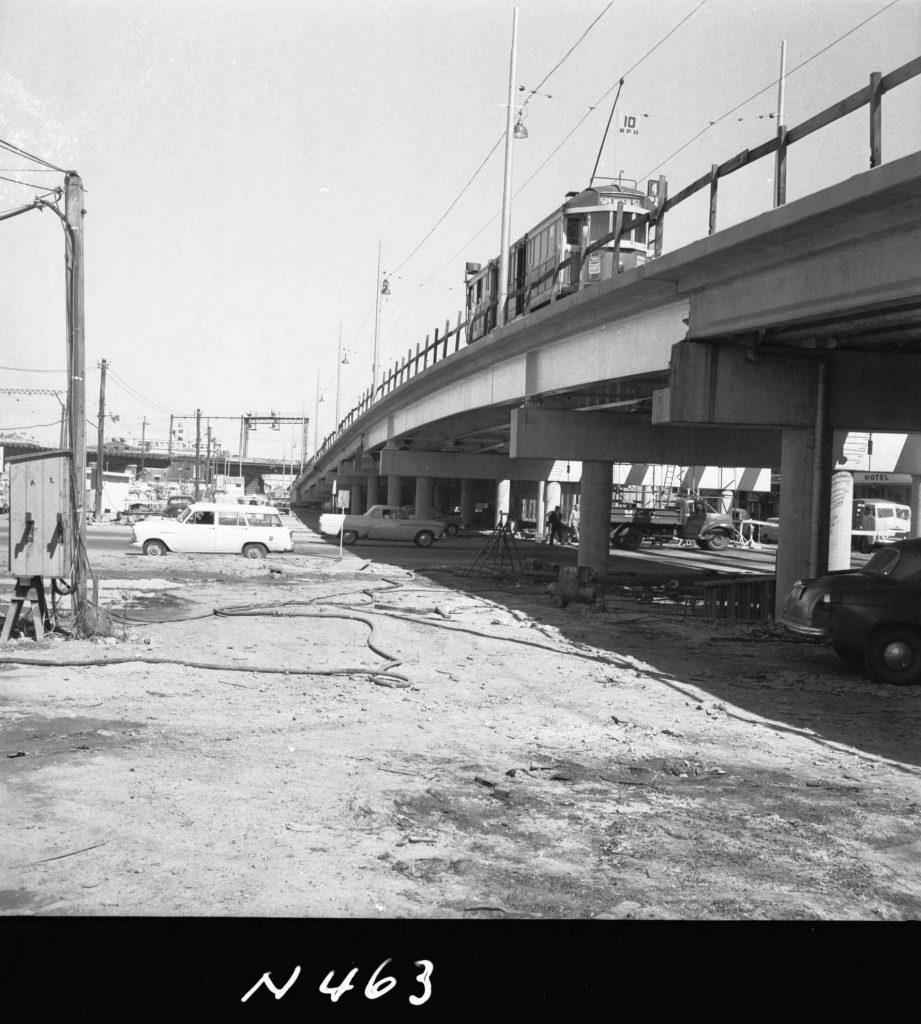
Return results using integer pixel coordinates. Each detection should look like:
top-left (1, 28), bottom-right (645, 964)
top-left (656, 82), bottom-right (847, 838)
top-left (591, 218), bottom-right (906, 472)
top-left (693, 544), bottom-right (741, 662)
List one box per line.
top-left (465, 176), bottom-right (660, 342)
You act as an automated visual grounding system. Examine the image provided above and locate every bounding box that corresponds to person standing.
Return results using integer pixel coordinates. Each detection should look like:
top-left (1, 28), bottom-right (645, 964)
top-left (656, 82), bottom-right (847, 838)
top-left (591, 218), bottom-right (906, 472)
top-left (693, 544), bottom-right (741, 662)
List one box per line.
top-left (568, 503), bottom-right (580, 544)
top-left (547, 505), bottom-right (564, 545)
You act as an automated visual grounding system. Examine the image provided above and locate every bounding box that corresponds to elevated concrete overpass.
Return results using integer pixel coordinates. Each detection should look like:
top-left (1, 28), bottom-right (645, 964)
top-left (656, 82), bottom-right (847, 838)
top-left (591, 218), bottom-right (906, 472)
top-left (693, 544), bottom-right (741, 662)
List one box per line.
top-left (294, 149), bottom-right (921, 614)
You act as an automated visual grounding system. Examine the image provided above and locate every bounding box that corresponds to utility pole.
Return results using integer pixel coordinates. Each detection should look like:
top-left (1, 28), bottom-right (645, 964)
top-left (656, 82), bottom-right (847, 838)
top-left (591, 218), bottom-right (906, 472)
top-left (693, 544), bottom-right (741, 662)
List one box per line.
top-left (497, 6), bottom-right (519, 328)
top-left (194, 408), bottom-right (201, 500)
top-left (300, 416), bottom-right (307, 473)
top-left (206, 423), bottom-right (212, 493)
top-left (94, 358), bottom-right (108, 520)
top-left (65, 172), bottom-right (89, 631)
top-left (139, 417), bottom-right (147, 473)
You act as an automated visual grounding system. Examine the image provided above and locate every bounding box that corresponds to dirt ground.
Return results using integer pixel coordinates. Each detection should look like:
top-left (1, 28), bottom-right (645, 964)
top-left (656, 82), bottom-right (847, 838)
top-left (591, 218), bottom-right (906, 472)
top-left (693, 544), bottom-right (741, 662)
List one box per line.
top-left (2, 526), bottom-right (921, 923)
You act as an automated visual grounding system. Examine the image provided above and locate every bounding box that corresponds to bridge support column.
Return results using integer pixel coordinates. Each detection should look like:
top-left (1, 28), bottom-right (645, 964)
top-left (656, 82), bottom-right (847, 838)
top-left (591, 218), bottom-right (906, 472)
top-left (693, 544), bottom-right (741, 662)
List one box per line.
top-left (366, 475), bottom-right (379, 507)
top-left (460, 479), bottom-right (475, 527)
top-left (496, 479), bottom-right (510, 528)
top-left (350, 484), bottom-right (364, 516)
top-left (414, 476), bottom-right (434, 516)
top-left (911, 476), bottom-right (921, 539)
top-left (775, 428), bottom-right (831, 620)
top-left (387, 475), bottom-right (402, 507)
top-left (535, 481), bottom-right (546, 541)
top-left (432, 484), bottom-right (443, 512)
top-left (829, 471), bottom-right (853, 570)
top-left (578, 460), bottom-right (612, 576)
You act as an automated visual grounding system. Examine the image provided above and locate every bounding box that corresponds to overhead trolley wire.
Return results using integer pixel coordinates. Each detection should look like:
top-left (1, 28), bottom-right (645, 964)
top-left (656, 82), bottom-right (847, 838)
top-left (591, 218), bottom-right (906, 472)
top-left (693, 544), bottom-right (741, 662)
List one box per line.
top-left (641, 0), bottom-right (903, 180)
top-left (105, 366), bottom-right (178, 417)
top-left (390, 0), bottom-right (621, 278)
top-left (413, 0), bottom-right (708, 292)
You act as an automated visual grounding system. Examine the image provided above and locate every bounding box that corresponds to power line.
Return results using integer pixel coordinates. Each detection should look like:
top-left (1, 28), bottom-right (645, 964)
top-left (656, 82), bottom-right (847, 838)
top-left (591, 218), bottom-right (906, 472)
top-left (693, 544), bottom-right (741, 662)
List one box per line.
top-left (105, 367), bottom-right (178, 416)
top-left (0, 363), bottom-right (65, 373)
top-left (0, 136), bottom-right (67, 173)
top-left (641, 0), bottom-right (902, 180)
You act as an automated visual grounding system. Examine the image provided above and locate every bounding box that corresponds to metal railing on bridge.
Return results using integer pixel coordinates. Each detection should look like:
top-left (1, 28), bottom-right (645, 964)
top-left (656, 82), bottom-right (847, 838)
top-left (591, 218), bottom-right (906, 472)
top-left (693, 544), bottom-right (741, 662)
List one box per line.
top-left (308, 55), bottom-right (921, 472)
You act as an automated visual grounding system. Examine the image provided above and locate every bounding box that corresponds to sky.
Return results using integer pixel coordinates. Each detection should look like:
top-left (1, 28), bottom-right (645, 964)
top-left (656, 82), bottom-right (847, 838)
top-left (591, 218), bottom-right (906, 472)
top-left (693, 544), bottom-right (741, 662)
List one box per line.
top-left (0, 0), bottom-right (918, 461)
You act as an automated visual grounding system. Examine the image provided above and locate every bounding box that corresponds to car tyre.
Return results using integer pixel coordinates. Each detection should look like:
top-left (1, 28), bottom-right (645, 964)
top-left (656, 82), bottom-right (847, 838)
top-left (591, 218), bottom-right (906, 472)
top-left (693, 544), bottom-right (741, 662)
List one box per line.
top-left (444, 524), bottom-right (458, 538)
top-left (864, 625), bottom-right (921, 686)
top-left (706, 532), bottom-right (731, 552)
top-left (142, 539), bottom-right (167, 557)
top-left (414, 530), bottom-right (435, 548)
top-left (341, 530), bottom-right (359, 546)
top-left (243, 543), bottom-right (267, 559)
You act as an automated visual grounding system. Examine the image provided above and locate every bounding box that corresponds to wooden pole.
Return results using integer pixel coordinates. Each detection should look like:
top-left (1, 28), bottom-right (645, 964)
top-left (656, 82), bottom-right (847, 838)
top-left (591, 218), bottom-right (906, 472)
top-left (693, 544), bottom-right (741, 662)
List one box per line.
top-left (194, 407), bottom-right (201, 500)
top-left (65, 172), bottom-right (89, 629)
top-left (94, 358), bottom-right (107, 520)
top-left (774, 41), bottom-right (787, 208)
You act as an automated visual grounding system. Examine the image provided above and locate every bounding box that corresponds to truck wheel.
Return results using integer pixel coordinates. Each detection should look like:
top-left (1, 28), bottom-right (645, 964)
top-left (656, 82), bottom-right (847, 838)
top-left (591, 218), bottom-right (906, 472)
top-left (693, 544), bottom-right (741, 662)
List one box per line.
top-left (865, 625), bottom-right (921, 685)
top-left (414, 530), bottom-right (435, 548)
top-left (610, 526), bottom-right (627, 548)
top-left (706, 532), bottom-right (731, 552)
top-left (621, 526), bottom-right (644, 551)
top-left (341, 530), bottom-right (358, 546)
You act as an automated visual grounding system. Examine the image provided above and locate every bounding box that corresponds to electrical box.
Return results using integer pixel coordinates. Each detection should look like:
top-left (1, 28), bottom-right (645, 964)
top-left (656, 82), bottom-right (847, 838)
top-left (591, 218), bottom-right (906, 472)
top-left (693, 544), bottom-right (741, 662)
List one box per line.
top-left (7, 450), bottom-right (73, 579)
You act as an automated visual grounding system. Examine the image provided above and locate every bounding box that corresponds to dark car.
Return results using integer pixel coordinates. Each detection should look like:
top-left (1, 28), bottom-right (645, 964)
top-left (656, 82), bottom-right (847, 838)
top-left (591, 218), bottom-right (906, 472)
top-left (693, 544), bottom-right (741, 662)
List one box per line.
top-left (116, 501), bottom-right (164, 525)
top-left (163, 496), bottom-right (192, 518)
top-left (781, 539), bottom-right (921, 685)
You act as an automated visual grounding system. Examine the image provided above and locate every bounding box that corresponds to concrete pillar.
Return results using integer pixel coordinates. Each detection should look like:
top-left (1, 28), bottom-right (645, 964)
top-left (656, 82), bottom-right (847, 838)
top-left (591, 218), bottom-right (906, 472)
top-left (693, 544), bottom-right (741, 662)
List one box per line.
top-left (828, 470), bottom-right (853, 570)
top-left (350, 484), bottom-right (364, 516)
top-left (535, 481), bottom-right (547, 541)
top-left (775, 429), bottom-right (819, 620)
top-left (387, 475), bottom-right (403, 507)
top-left (414, 476), bottom-right (434, 516)
top-left (366, 474), bottom-right (380, 507)
top-left (460, 478), bottom-right (475, 527)
top-left (432, 484), bottom-right (443, 512)
top-left (578, 460), bottom-right (612, 576)
top-left (911, 476), bottom-right (921, 539)
top-left (496, 479), bottom-right (511, 527)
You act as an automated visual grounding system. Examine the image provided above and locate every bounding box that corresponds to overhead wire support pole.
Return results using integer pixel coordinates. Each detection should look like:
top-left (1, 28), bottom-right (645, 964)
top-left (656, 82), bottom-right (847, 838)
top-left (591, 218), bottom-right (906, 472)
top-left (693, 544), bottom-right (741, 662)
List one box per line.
top-left (94, 358), bottom-right (107, 521)
top-left (371, 241), bottom-right (383, 399)
top-left (773, 40), bottom-right (788, 208)
top-left (497, 5), bottom-right (519, 330)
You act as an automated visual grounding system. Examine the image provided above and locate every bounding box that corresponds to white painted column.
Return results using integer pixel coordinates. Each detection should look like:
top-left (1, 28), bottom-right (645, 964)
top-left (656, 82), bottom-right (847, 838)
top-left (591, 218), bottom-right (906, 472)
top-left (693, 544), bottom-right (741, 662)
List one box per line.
top-left (911, 476), bottom-right (921, 539)
top-left (578, 460), bottom-right (612, 576)
top-left (496, 479), bottom-right (511, 527)
top-left (828, 470), bottom-right (853, 570)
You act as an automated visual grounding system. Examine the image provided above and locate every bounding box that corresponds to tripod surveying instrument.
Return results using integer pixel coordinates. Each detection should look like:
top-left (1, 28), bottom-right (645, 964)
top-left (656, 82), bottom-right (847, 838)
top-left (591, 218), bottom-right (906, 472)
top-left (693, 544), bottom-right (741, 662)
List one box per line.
top-left (462, 511), bottom-right (522, 578)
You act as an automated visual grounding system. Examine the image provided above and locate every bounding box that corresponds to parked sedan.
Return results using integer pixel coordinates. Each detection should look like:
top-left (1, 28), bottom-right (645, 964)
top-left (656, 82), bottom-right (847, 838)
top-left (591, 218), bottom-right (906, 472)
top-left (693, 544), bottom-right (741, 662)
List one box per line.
top-left (781, 539), bottom-right (921, 685)
top-left (318, 504), bottom-right (446, 547)
top-left (400, 505), bottom-right (464, 537)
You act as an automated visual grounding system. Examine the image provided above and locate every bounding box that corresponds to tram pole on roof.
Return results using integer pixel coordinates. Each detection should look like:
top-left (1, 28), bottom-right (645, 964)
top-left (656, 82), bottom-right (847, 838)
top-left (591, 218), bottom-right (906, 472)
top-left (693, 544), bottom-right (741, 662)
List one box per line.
top-left (497, 6), bottom-right (519, 330)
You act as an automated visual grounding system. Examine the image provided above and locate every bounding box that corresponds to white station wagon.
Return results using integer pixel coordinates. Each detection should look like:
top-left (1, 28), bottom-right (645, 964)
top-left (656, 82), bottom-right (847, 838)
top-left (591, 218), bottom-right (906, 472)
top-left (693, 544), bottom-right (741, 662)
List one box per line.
top-left (130, 502), bottom-right (294, 558)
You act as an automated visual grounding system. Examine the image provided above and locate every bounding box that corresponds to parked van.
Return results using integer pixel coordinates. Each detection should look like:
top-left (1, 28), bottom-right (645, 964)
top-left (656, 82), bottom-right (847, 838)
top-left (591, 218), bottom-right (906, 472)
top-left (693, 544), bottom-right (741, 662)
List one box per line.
top-left (852, 499), bottom-right (910, 552)
top-left (129, 502), bottom-right (294, 558)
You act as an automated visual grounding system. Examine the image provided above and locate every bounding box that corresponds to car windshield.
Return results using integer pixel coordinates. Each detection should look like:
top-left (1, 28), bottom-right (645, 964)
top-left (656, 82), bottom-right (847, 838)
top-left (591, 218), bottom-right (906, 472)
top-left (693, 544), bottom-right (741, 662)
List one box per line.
top-left (177, 508), bottom-right (193, 524)
top-left (864, 546), bottom-right (905, 577)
